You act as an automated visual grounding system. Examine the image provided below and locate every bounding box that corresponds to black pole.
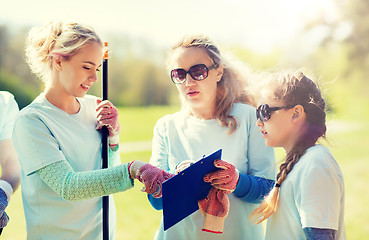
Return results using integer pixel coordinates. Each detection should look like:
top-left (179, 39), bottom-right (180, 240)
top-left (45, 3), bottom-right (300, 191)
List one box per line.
top-left (102, 42), bottom-right (109, 240)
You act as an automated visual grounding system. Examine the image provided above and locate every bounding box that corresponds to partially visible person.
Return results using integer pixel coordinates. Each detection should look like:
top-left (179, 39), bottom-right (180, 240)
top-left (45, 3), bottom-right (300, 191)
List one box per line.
top-left (0, 91), bottom-right (21, 231)
top-left (13, 21), bottom-right (173, 240)
top-left (148, 35), bottom-right (276, 239)
top-left (250, 71), bottom-right (345, 240)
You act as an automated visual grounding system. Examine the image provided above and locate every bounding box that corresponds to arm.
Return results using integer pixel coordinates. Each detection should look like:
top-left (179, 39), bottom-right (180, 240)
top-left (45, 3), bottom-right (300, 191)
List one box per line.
top-left (204, 160), bottom-right (275, 203)
top-left (0, 139), bottom-right (21, 193)
top-left (0, 92), bottom-right (20, 228)
top-left (303, 227), bottom-right (337, 240)
top-left (233, 173), bottom-right (274, 203)
top-left (37, 159), bottom-right (133, 201)
top-left (147, 194), bottom-right (163, 210)
top-left (0, 139), bottom-right (20, 228)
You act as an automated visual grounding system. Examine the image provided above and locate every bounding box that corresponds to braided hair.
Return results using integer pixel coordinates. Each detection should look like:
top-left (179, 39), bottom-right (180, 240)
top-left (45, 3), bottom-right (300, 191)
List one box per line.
top-left (250, 71), bottom-right (327, 223)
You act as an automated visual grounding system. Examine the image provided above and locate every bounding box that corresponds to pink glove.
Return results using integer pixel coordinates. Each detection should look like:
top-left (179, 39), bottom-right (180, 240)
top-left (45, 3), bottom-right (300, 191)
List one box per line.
top-left (204, 160), bottom-right (239, 193)
top-left (198, 187), bottom-right (229, 234)
top-left (96, 99), bottom-right (120, 146)
top-left (129, 161), bottom-right (175, 198)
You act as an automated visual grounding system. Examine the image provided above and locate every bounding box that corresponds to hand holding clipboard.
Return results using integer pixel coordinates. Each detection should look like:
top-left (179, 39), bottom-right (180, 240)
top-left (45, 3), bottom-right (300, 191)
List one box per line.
top-left (161, 149), bottom-right (222, 230)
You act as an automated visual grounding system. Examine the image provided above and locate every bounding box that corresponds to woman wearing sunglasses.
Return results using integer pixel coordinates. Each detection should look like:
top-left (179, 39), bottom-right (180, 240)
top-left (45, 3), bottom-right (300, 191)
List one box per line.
top-left (12, 21), bottom-right (173, 239)
top-left (250, 72), bottom-right (345, 240)
top-left (148, 35), bottom-right (276, 239)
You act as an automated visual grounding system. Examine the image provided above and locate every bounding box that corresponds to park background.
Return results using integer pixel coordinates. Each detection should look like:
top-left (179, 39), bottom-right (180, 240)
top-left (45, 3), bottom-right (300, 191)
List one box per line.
top-left (1, 0), bottom-right (368, 239)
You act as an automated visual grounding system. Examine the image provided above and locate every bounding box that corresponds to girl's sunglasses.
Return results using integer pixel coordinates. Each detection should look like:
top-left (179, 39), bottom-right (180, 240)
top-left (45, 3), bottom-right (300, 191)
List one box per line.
top-left (170, 64), bottom-right (216, 84)
top-left (256, 104), bottom-right (295, 122)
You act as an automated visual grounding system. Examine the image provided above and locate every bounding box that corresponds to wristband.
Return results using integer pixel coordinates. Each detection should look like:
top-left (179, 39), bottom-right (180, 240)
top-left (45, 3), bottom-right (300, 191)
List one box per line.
top-left (108, 135), bottom-right (119, 146)
top-left (0, 180), bottom-right (13, 201)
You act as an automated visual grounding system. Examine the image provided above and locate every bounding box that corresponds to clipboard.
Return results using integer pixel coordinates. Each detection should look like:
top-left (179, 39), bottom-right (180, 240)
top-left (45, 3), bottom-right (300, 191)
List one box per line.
top-left (162, 149), bottom-right (222, 231)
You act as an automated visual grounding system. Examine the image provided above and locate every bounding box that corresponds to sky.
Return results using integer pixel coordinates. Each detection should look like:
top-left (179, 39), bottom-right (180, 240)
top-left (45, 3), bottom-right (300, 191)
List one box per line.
top-left (0, 0), bottom-right (340, 53)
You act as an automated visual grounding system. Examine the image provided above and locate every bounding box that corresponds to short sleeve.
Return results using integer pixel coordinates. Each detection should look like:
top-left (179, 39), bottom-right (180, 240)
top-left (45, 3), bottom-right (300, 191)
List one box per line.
top-left (13, 112), bottom-right (66, 175)
top-left (298, 152), bottom-right (343, 229)
top-left (0, 92), bottom-right (19, 140)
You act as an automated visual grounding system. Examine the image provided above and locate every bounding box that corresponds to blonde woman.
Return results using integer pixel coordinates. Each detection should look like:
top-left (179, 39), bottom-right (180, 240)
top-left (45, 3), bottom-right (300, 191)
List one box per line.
top-left (13, 21), bottom-right (173, 239)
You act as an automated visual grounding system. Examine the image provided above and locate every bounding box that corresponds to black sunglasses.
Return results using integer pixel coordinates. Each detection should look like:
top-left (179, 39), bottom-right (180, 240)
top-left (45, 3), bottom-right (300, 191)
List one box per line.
top-left (170, 64), bottom-right (216, 84)
top-left (256, 104), bottom-right (295, 122)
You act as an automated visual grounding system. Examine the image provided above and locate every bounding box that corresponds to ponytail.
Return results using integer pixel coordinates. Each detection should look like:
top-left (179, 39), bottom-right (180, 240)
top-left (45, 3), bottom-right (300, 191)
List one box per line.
top-left (249, 146), bottom-right (306, 224)
top-left (25, 21), bottom-right (102, 82)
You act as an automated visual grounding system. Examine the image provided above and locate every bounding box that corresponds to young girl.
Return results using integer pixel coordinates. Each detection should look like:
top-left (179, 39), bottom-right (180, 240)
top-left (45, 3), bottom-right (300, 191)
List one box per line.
top-left (148, 35), bottom-right (276, 239)
top-left (250, 71), bottom-right (345, 240)
top-left (12, 21), bottom-right (173, 239)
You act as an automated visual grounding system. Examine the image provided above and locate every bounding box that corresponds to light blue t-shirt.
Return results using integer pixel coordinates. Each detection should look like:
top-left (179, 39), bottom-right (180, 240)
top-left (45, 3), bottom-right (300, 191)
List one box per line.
top-left (150, 103), bottom-right (276, 240)
top-left (0, 91), bottom-right (19, 140)
top-left (13, 93), bottom-right (120, 240)
top-left (266, 145), bottom-right (346, 240)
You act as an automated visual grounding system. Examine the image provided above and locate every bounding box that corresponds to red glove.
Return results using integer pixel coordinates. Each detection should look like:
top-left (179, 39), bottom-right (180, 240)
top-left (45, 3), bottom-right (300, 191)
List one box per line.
top-left (204, 160), bottom-right (239, 193)
top-left (198, 187), bottom-right (229, 234)
top-left (129, 161), bottom-right (175, 198)
top-left (96, 99), bottom-right (120, 146)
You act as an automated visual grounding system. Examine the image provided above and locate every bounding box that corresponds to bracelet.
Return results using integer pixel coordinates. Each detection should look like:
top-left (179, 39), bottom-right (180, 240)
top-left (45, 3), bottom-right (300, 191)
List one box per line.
top-left (0, 180), bottom-right (13, 201)
top-left (275, 183), bottom-right (281, 188)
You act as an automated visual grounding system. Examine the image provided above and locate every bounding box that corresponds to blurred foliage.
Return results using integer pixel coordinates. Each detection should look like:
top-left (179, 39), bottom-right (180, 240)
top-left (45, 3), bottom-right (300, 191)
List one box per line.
top-left (301, 0), bottom-right (369, 120)
top-left (0, 0), bottom-right (368, 118)
top-left (0, 25), bottom-right (40, 108)
top-left (0, 26), bottom-right (176, 108)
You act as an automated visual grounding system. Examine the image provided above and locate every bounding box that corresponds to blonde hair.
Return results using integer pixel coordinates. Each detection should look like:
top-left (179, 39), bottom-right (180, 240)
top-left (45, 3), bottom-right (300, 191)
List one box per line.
top-left (167, 35), bottom-right (256, 134)
top-left (250, 71), bottom-right (327, 224)
top-left (25, 21), bottom-right (102, 82)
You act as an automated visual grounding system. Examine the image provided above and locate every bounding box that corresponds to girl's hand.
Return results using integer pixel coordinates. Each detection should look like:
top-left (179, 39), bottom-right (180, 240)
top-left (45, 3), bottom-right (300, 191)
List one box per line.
top-left (204, 160), bottom-right (239, 193)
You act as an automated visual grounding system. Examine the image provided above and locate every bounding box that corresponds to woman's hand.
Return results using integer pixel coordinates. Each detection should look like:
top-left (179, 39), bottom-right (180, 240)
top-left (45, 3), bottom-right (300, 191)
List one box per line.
top-left (175, 160), bottom-right (195, 174)
top-left (129, 161), bottom-right (175, 198)
top-left (96, 99), bottom-right (120, 146)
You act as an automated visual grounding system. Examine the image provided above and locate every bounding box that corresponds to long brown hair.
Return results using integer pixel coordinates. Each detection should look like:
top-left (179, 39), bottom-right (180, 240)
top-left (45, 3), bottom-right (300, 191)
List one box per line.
top-left (250, 71), bottom-right (327, 223)
top-left (167, 35), bottom-right (255, 134)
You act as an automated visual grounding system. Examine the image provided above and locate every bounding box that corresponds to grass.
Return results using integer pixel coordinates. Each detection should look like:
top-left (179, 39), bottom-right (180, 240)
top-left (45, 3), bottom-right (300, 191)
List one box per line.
top-left (119, 106), bottom-right (179, 142)
top-left (2, 106), bottom-right (369, 239)
top-left (327, 122), bottom-right (369, 239)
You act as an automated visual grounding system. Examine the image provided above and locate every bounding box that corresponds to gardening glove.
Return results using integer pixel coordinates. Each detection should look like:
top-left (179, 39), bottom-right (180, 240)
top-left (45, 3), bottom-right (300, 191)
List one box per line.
top-left (175, 160), bottom-right (195, 174)
top-left (129, 161), bottom-right (175, 198)
top-left (204, 160), bottom-right (239, 193)
top-left (198, 187), bottom-right (229, 234)
top-left (0, 189), bottom-right (9, 228)
top-left (96, 99), bottom-right (120, 146)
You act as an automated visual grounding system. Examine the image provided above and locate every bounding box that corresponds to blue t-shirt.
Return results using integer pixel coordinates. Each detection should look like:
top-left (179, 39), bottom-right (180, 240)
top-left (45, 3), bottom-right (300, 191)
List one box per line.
top-left (150, 103), bottom-right (276, 240)
top-left (13, 93), bottom-right (120, 240)
top-left (266, 145), bottom-right (346, 240)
